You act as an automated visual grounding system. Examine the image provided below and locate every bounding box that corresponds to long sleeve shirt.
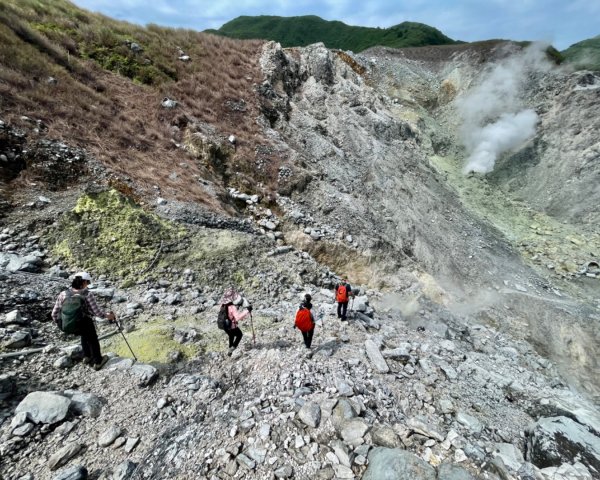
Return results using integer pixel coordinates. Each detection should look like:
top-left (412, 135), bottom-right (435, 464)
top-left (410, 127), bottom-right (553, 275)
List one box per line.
top-left (51, 288), bottom-right (107, 324)
top-left (227, 305), bottom-right (250, 330)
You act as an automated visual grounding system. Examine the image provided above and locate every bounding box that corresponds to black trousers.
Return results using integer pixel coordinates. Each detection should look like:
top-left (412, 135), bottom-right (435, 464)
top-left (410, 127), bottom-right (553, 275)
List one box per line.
top-left (227, 328), bottom-right (243, 348)
top-left (80, 317), bottom-right (102, 364)
top-left (337, 301), bottom-right (348, 320)
top-left (302, 328), bottom-right (314, 348)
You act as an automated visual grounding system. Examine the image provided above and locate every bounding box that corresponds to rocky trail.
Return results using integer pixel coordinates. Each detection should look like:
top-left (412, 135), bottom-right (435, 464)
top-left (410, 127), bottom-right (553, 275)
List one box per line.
top-left (0, 14), bottom-right (599, 480)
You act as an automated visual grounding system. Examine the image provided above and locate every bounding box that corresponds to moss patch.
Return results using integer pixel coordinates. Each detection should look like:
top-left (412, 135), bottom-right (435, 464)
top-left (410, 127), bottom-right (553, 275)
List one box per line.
top-left (101, 318), bottom-right (198, 363)
top-left (50, 189), bottom-right (185, 279)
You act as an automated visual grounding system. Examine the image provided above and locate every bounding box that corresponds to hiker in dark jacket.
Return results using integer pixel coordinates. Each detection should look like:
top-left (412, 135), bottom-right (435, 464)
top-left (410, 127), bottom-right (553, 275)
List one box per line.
top-left (294, 294), bottom-right (316, 349)
top-left (51, 272), bottom-right (116, 370)
top-left (335, 279), bottom-right (353, 321)
top-left (220, 288), bottom-right (252, 356)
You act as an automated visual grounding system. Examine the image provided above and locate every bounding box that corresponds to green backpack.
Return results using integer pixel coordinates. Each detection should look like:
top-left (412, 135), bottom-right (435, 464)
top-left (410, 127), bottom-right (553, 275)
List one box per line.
top-left (60, 290), bottom-right (87, 335)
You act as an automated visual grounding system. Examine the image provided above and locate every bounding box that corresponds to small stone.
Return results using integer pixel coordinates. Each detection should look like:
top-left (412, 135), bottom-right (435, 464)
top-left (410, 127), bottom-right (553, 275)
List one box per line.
top-left (298, 401), bottom-right (321, 428)
top-left (112, 460), bottom-right (137, 480)
top-left (48, 443), bottom-right (83, 470)
top-left (52, 465), bottom-right (88, 480)
top-left (274, 465), bottom-right (293, 478)
top-left (124, 437), bottom-right (140, 453)
top-left (98, 425), bottom-right (123, 447)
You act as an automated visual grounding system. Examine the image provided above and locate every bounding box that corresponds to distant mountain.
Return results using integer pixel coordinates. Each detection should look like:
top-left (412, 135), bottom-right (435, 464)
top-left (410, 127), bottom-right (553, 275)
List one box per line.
top-left (562, 35), bottom-right (600, 71)
top-left (205, 15), bottom-right (457, 52)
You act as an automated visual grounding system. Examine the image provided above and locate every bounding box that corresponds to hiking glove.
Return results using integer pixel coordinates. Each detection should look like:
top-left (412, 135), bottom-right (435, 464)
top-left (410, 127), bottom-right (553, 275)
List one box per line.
top-left (247, 305), bottom-right (253, 312)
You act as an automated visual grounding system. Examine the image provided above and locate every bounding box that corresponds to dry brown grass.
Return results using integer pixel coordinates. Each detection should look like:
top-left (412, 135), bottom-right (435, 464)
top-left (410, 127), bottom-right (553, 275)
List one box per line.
top-left (0, 0), bottom-right (285, 212)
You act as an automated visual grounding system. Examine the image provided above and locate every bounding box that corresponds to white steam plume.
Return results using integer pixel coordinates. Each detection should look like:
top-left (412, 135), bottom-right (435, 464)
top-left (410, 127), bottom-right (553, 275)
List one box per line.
top-left (457, 43), bottom-right (552, 174)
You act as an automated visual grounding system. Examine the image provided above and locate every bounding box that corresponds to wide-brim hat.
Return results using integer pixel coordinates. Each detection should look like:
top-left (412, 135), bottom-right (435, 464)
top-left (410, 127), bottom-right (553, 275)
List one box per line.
top-left (220, 288), bottom-right (238, 304)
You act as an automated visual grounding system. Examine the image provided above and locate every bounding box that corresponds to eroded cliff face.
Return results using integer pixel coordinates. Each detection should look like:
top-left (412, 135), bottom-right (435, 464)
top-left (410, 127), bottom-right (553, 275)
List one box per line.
top-left (256, 41), bottom-right (599, 398)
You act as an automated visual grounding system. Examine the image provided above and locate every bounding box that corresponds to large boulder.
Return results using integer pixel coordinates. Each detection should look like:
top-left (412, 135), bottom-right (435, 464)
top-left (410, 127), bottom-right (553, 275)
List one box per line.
top-left (363, 447), bottom-right (436, 480)
top-left (15, 391), bottom-right (72, 425)
top-left (527, 416), bottom-right (600, 474)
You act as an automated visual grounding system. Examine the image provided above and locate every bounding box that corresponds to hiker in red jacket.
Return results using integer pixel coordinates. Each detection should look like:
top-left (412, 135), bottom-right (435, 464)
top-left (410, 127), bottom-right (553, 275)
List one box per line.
top-left (294, 294), bottom-right (315, 349)
top-left (335, 279), bottom-right (353, 321)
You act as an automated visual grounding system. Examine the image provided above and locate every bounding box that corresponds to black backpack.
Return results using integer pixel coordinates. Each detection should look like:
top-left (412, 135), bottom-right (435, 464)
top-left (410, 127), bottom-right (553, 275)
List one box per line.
top-left (217, 303), bottom-right (232, 331)
top-left (59, 290), bottom-right (88, 335)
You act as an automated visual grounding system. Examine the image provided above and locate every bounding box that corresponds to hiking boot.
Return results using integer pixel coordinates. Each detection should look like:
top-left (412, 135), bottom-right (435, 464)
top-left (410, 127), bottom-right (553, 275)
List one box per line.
top-left (93, 355), bottom-right (109, 371)
top-left (82, 357), bottom-right (92, 365)
top-left (227, 347), bottom-right (235, 357)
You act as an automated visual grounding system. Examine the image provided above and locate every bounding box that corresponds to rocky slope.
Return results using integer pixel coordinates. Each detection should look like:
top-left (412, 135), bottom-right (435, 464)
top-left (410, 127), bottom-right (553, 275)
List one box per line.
top-left (0, 21), bottom-right (599, 480)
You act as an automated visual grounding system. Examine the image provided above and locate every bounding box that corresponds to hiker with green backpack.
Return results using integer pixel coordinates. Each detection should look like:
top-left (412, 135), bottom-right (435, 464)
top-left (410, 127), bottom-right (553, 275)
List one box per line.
top-left (51, 272), bottom-right (116, 370)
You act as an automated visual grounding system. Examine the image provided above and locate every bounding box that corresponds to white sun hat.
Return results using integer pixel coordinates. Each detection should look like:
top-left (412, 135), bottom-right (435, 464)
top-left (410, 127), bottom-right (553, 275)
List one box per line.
top-left (74, 272), bottom-right (92, 282)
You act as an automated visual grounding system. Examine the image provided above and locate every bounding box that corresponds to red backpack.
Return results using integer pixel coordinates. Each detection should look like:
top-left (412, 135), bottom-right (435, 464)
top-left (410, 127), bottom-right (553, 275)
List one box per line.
top-left (295, 308), bottom-right (314, 333)
top-left (336, 284), bottom-right (348, 302)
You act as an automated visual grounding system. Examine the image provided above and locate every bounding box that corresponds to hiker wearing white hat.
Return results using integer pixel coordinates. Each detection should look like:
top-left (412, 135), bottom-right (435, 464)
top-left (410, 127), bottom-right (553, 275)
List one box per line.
top-left (51, 272), bottom-right (116, 370)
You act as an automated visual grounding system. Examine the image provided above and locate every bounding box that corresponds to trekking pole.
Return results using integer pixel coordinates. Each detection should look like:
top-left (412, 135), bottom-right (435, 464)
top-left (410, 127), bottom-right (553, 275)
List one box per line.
top-left (249, 312), bottom-right (256, 345)
top-left (115, 319), bottom-right (138, 361)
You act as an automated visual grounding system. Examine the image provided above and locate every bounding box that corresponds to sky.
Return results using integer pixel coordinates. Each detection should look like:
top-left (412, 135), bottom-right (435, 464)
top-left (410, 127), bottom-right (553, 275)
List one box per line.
top-left (71, 0), bottom-right (599, 51)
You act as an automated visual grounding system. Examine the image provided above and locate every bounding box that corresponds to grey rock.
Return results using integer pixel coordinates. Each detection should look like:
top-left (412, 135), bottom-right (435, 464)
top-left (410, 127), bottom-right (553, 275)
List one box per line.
top-left (493, 443), bottom-right (525, 472)
top-left (98, 425), bottom-right (123, 447)
top-left (3, 309), bottom-right (23, 325)
top-left (527, 416), bottom-right (600, 473)
top-left (48, 443), bottom-right (83, 470)
top-left (437, 463), bottom-right (477, 480)
top-left (12, 422), bottom-right (34, 437)
top-left (332, 399), bottom-right (357, 432)
top-left (539, 462), bottom-right (593, 480)
top-left (407, 417), bottom-right (445, 442)
top-left (105, 357), bottom-right (134, 370)
top-left (274, 465), bottom-right (293, 478)
top-left (64, 391), bottom-right (104, 418)
top-left (298, 401), bottom-right (321, 428)
top-left (61, 345), bottom-right (84, 360)
top-left (371, 425), bottom-right (402, 448)
top-left (11, 411), bottom-right (28, 429)
top-left (112, 460), bottom-right (137, 480)
top-left (332, 464), bottom-right (355, 478)
top-left (15, 391), bottom-right (72, 425)
top-left (382, 347), bottom-right (411, 362)
top-left (124, 437), bottom-right (140, 453)
top-left (456, 411), bottom-right (483, 434)
top-left (52, 465), bottom-right (88, 480)
top-left (335, 377), bottom-right (354, 397)
top-left (129, 363), bottom-right (158, 386)
top-left (91, 288), bottom-right (114, 299)
top-left (340, 418), bottom-right (369, 444)
top-left (365, 339), bottom-right (389, 373)
top-left (236, 453), bottom-right (256, 470)
top-left (4, 330), bottom-right (32, 349)
top-left (363, 447), bottom-right (436, 480)
top-left (54, 356), bottom-right (74, 369)
top-left (246, 446), bottom-right (267, 464)
top-left (331, 439), bottom-right (352, 467)
top-left (161, 98), bottom-right (178, 109)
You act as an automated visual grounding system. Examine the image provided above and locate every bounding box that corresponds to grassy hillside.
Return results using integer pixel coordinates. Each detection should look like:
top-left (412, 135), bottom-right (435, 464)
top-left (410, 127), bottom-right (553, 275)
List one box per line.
top-left (0, 0), bottom-right (274, 205)
top-left (562, 35), bottom-right (600, 71)
top-left (206, 15), bottom-right (457, 52)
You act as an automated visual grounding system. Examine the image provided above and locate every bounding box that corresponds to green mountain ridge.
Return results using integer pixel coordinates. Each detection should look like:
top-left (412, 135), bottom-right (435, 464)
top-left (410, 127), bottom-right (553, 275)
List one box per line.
top-left (206, 15), bottom-right (458, 52)
top-left (562, 35), bottom-right (600, 71)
